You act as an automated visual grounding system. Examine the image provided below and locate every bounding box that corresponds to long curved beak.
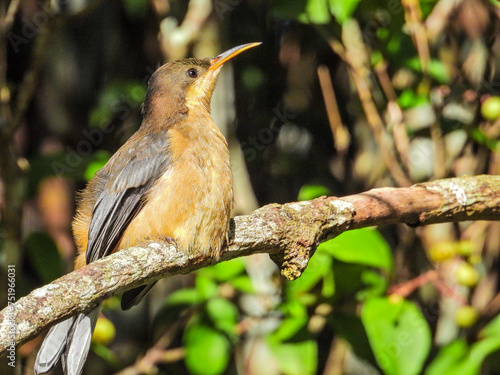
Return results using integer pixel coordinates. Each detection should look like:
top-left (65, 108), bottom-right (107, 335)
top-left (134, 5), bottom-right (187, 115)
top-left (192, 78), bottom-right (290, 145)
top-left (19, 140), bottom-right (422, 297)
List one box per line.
top-left (208, 42), bottom-right (261, 72)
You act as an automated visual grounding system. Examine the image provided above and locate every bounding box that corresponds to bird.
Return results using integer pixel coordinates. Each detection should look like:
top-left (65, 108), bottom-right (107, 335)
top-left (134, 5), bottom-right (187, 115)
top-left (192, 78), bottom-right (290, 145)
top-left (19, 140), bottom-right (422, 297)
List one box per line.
top-left (34, 42), bottom-right (261, 375)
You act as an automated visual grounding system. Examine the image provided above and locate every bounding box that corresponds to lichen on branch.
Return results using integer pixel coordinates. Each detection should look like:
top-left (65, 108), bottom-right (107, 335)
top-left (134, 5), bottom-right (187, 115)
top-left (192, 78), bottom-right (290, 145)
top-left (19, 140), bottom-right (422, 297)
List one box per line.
top-left (1, 175), bottom-right (500, 353)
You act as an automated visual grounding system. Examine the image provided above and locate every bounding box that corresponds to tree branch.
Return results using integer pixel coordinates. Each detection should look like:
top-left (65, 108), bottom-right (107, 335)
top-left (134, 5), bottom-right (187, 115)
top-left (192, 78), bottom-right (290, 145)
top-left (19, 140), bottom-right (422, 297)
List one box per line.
top-left (1, 175), bottom-right (500, 353)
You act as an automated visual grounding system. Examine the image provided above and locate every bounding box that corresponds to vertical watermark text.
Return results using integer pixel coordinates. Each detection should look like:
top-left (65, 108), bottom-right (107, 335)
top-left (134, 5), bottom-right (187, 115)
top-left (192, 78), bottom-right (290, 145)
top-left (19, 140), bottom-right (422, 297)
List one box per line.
top-left (6, 265), bottom-right (16, 368)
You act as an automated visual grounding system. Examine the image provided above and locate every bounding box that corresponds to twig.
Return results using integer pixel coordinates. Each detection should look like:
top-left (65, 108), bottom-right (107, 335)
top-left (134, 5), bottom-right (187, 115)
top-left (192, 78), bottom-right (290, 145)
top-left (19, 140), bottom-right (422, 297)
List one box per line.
top-left (158, 0), bottom-right (213, 61)
top-left (341, 20), bottom-right (412, 186)
top-left (426, 0), bottom-right (463, 44)
top-left (115, 312), bottom-right (191, 375)
top-left (374, 60), bottom-right (411, 172)
top-left (322, 337), bottom-right (347, 375)
top-left (388, 270), bottom-right (439, 297)
top-left (1, 175), bottom-right (500, 352)
top-left (402, 0), bottom-right (431, 74)
top-left (317, 65), bottom-right (350, 155)
top-left (388, 270), bottom-right (467, 305)
top-left (430, 120), bottom-right (447, 179)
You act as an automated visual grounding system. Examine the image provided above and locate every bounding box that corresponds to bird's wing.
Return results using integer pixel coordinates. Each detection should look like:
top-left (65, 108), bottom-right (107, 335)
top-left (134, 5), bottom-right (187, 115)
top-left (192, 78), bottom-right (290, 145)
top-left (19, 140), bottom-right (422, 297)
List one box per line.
top-left (121, 281), bottom-right (158, 310)
top-left (86, 131), bottom-right (171, 264)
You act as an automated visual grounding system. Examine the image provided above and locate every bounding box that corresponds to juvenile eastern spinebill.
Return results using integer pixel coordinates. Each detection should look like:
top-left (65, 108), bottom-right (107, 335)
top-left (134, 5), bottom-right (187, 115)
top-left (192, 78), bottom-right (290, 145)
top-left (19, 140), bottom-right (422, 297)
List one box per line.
top-left (34, 42), bottom-right (261, 375)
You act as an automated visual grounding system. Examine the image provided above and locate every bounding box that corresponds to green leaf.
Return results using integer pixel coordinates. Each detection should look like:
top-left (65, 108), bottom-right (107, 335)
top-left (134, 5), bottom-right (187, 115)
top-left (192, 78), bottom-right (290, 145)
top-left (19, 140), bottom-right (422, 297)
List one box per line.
top-left (92, 343), bottom-right (118, 366)
top-left (271, 339), bottom-right (318, 375)
top-left (428, 60), bottom-right (451, 84)
top-left (356, 269), bottom-right (388, 300)
top-left (297, 184), bottom-right (332, 201)
top-left (24, 232), bottom-right (64, 283)
top-left (206, 298), bottom-right (239, 335)
top-left (270, 300), bottom-right (309, 343)
top-left (328, 0), bottom-right (361, 24)
top-left (299, 0), bottom-right (331, 24)
top-left (425, 340), bottom-right (469, 375)
top-left (230, 275), bottom-right (254, 293)
top-left (287, 250), bottom-right (333, 296)
top-left (330, 313), bottom-right (377, 366)
top-left (195, 274), bottom-right (218, 300)
top-left (123, 0), bottom-right (148, 19)
top-left (425, 335), bottom-right (500, 375)
top-left (319, 228), bottom-right (393, 272)
top-left (404, 57), bottom-right (450, 84)
top-left (165, 288), bottom-right (200, 306)
top-left (362, 297), bottom-right (431, 375)
top-left (471, 128), bottom-right (499, 151)
top-left (332, 261), bottom-right (365, 297)
top-left (271, 0), bottom-right (308, 21)
top-left (270, 315), bottom-right (308, 343)
top-left (398, 89), bottom-right (429, 109)
top-left (480, 313), bottom-right (500, 338)
top-left (84, 150), bottom-right (111, 181)
top-left (89, 81), bottom-right (145, 128)
top-left (205, 257), bottom-right (246, 282)
top-left (184, 323), bottom-right (230, 375)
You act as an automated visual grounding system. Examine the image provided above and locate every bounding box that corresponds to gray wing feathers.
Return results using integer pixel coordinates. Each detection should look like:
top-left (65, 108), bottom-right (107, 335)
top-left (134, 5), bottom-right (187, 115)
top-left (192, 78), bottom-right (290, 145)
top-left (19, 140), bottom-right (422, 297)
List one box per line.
top-left (85, 134), bottom-right (171, 264)
top-left (112, 152), bottom-right (166, 192)
top-left (86, 190), bottom-right (143, 264)
top-left (34, 317), bottom-right (76, 374)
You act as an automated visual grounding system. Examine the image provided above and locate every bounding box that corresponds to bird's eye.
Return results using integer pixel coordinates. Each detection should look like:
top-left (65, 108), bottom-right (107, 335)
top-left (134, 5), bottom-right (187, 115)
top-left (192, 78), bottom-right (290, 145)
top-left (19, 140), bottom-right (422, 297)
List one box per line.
top-left (186, 68), bottom-right (198, 78)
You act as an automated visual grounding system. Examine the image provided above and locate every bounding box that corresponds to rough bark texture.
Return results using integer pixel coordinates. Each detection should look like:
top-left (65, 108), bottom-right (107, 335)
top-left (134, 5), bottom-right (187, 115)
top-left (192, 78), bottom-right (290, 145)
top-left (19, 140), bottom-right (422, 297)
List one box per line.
top-left (1, 175), bottom-right (500, 353)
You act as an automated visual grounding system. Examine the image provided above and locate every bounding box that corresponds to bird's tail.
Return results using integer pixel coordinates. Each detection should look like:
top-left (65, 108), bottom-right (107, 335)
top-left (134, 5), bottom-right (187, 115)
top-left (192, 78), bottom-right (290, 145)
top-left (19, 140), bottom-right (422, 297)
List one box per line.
top-left (34, 304), bottom-right (101, 375)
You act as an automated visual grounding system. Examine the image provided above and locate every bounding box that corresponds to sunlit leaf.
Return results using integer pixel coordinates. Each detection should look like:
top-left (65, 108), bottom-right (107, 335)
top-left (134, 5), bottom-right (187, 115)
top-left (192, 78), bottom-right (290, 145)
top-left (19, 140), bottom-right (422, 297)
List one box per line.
top-left (84, 150), bottom-right (111, 180)
top-left (300, 0), bottom-right (331, 24)
top-left (184, 323), bottom-right (230, 375)
top-left (270, 314), bottom-right (308, 343)
top-left (425, 334), bottom-right (500, 375)
top-left (329, 0), bottom-right (361, 24)
top-left (205, 257), bottom-right (246, 282)
top-left (271, 339), bottom-right (317, 375)
top-left (319, 228), bottom-right (393, 272)
top-left (165, 288), bottom-right (200, 306)
top-left (297, 184), bottom-right (331, 201)
top-left (362, 297), bottom-right (431, 375)
top-left (480, 313), bottom-right (500, 338)
top-left (398, 89), bottom-right (429, 109)
top-left (287, 250), bottom-right (333, 296)
top-left (195, 275), bottom-right (218, 300)
top-left (405, 57), bottom-right (450, 84)
top-left (206, 298), bottom-right (239, 335)
top-left (230, 275), bottom-right (254, 293)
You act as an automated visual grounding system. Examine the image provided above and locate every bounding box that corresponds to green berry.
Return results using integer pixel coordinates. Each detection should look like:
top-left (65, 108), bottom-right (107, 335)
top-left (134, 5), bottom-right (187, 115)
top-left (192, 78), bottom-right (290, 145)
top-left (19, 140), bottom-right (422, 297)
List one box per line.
top-left (429, 241), bottom-right (457, 262)
top-left (481, 96), bottom-right (500, 121)
top-left (455, 305), bottom-right (478, 328)
top-left (92, 316), bottom-right (116, 345)
top-left (455, 262), bottom-right (479, 287)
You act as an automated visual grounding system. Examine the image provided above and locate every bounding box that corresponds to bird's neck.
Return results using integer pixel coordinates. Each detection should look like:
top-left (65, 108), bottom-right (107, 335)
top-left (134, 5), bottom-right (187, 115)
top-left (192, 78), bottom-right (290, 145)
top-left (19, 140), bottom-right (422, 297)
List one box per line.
top-left (142, 90), bottom-right (189, 130)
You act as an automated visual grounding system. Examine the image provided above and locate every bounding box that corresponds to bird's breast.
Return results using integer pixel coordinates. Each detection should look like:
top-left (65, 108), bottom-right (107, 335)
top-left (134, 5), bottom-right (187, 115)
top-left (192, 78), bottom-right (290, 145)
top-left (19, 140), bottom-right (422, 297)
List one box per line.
top-left (118, 120), bottom-right (233, 257)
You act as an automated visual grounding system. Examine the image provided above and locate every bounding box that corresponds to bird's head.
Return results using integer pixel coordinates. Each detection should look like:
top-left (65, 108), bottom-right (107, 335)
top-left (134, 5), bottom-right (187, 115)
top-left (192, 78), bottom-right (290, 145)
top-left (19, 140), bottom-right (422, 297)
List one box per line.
top-left (143, 42), bottom-right (261, 124)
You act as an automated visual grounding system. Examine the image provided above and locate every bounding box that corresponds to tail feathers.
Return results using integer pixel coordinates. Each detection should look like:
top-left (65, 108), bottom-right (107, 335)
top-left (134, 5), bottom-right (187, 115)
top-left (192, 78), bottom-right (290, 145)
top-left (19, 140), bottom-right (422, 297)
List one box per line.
top-left (62, 306), bottom-right (100, 375)
top-left (34, 305), bottom-right (101, 375)
top-left (34, 316), bottom-right (75, 374)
